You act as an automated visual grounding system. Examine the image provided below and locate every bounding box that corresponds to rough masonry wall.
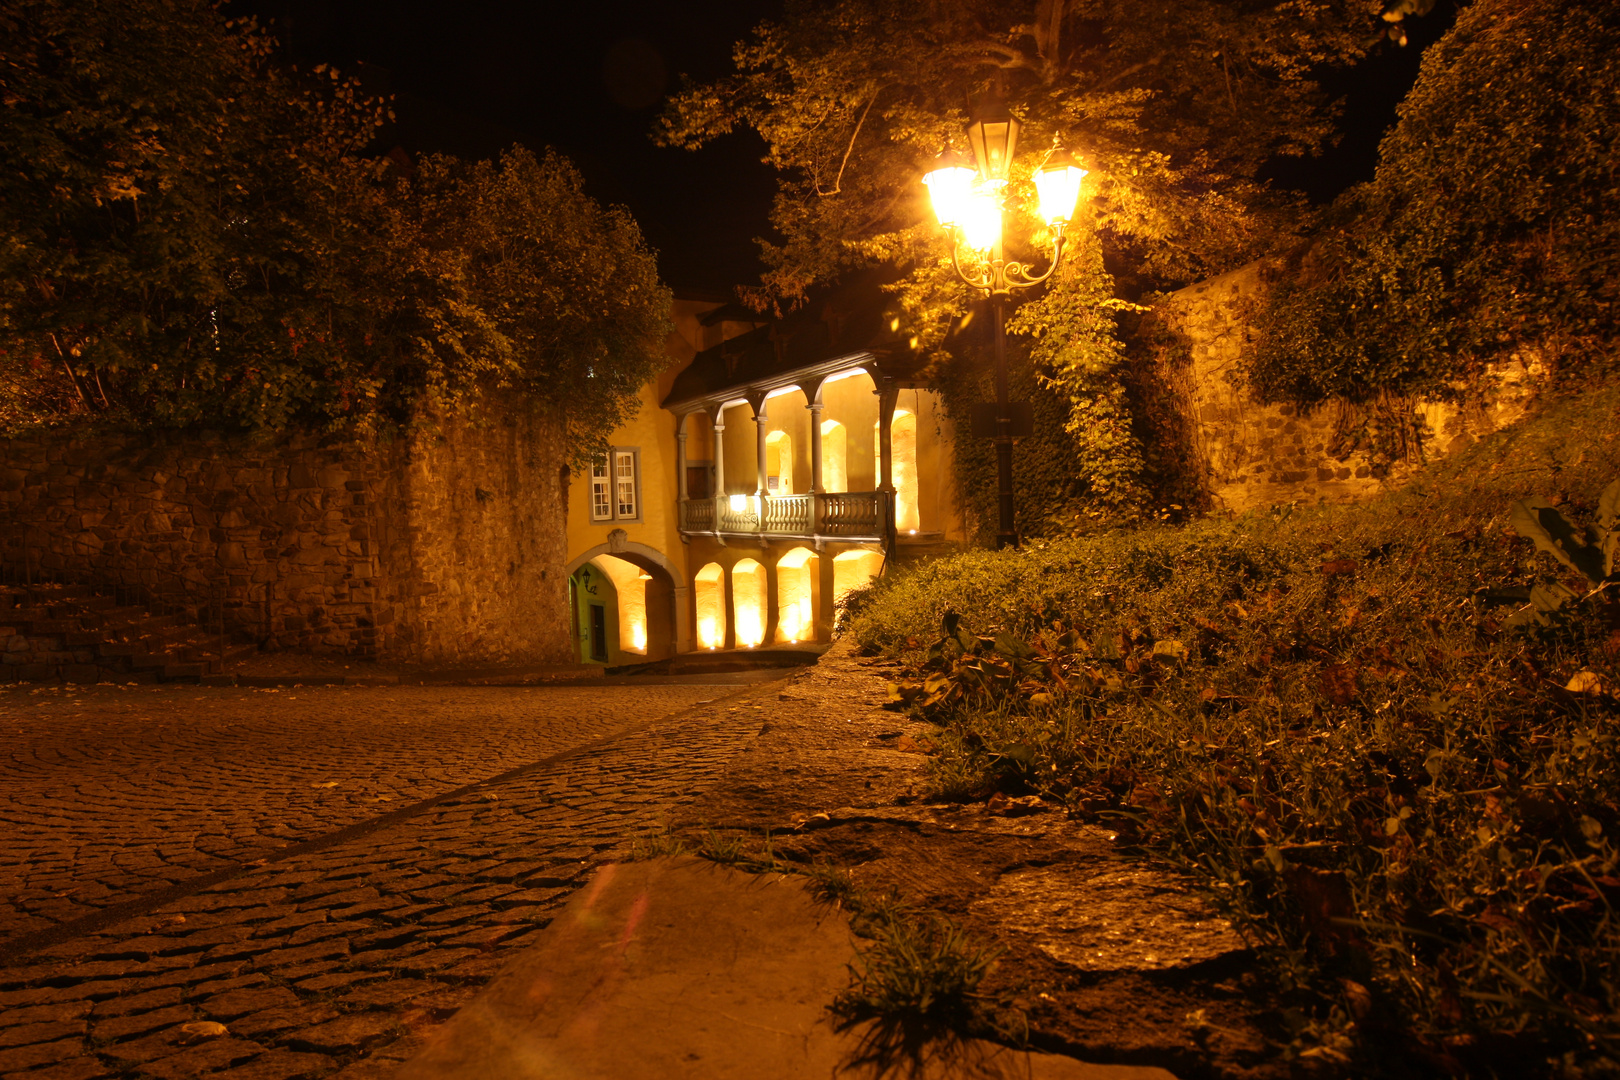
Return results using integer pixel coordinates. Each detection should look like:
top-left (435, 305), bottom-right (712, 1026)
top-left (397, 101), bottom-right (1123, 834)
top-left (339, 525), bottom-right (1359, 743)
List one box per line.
top-left (1157, 262), bottom-right (1542, 514)
top-left (0, 402), bottom-right (571, 663)
top-left (380, 407), bottom-right (572, 665)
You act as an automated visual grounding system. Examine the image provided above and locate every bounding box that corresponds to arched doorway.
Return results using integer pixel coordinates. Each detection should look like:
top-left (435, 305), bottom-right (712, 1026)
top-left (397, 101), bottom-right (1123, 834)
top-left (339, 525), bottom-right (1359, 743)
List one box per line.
top-left (776, 547), bottom-right (817, 643)
top-left (591, 555), bottom-right (649, 655)
top-left (566, 539), bottom-right (685, 660)
top-left (731, 559), bottom-right (767, 647)
top-left (694, 563), bottom-right (726, 649)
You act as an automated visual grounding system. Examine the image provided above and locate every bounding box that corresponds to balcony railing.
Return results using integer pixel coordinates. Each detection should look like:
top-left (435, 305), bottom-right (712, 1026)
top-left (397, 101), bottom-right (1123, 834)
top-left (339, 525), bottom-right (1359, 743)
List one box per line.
top-left (679, 492), bottom-right (888, 542)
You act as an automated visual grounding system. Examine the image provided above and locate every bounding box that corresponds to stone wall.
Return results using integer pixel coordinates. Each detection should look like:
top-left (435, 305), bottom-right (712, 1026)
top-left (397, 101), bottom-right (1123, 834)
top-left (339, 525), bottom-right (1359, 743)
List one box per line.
top-left (0, 402), bottom-right (572, 664)
top-left (376, 408), bottom-right (573, 665)
top-left (1156, 262), bottom-right (1543, 514)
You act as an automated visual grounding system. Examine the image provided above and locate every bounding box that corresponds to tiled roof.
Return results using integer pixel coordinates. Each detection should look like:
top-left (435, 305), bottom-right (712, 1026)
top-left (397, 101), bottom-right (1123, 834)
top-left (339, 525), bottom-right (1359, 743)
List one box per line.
top-left (661, 276), bottom-right (919, 411)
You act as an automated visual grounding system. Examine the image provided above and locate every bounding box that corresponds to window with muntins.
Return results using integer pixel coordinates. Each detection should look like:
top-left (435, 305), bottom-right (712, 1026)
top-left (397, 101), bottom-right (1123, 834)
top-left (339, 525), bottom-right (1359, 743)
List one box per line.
top-left (590, 458), bottom-right (612, 521)
top-left (591, 448), bottom-right (642, 523)
top-left (614, 450), bottom-right (637, 518)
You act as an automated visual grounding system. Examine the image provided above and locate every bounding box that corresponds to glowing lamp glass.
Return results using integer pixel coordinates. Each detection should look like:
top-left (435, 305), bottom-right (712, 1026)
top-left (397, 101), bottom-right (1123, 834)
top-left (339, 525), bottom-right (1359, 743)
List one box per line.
top-left (728, 493), bottom-right (749, 513)
top-left (1035, 150), bottom-right (1087, 226)
top-left (922, 164), bottom-right (976, 229)
top-left (958, 187), bottom-right (1002, 252)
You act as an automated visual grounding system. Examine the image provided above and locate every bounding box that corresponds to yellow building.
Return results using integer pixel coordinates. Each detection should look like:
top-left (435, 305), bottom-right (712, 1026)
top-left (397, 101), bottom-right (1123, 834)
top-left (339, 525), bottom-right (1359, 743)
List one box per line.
top-left (565, 286), bottom-right (965, 666)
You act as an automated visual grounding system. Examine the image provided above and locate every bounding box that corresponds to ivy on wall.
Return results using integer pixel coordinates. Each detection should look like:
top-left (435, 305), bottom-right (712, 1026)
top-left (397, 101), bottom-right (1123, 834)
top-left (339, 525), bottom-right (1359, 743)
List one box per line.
top-left (935, 237), bottom-right (1163, 541)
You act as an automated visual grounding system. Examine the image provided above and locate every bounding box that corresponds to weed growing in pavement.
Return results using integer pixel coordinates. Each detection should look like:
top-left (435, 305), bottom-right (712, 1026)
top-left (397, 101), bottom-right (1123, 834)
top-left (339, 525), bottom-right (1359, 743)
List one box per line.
top-left (835, 902), bottom-right (1011, 1036)
top-left (640, 823), bottom-right (1013, 1038)
top-left (850, 387), bottom-right (1620, 1075)
top-left (626, 825), bottom-right (690, 860)
top-left (696, 827), bottom-right (750, 866)
top-left (802, 859), bottom-right (859, 907)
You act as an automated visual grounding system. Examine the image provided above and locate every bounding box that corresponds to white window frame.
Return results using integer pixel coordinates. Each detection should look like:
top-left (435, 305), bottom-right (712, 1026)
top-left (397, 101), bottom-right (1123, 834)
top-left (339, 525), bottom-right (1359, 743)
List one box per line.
top-left (590, 446), bottom-right (643, 524)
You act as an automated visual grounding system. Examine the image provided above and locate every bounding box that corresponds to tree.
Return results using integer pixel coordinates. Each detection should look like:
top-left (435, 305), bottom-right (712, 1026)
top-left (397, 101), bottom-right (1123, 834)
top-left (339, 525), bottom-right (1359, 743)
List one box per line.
top-left (658, 0), bottom-right (1380, 309)
top-left (1247, 0), bottom-right (1620, 405)
top-left (656, 0), bottom-right (1383, 523)
top-left (0, 0), bottom-right (670, 447)
top-left (401, 149), bottom-right (671, 459)
top-left (0, 0), bottom-right (394, 432)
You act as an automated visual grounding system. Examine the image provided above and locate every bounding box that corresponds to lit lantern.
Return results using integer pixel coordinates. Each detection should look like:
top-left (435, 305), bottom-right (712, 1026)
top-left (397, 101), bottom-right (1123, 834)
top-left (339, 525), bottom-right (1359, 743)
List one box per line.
top-left (965, 92), bottom-right (1019, 182)
top-left (922, 153), bottom-right (977, 230)
top-left (959, 185), bottom-right (1002, 252)
top-left (1035, 146), bottom-right (1087, 227)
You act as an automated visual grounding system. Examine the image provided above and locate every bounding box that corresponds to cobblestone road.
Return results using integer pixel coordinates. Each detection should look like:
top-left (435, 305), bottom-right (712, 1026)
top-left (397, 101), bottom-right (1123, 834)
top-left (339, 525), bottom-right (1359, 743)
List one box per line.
top-left (0, 682), bottom-right (723, 945)
top-left (0, 679), bottom-right (781, 1079)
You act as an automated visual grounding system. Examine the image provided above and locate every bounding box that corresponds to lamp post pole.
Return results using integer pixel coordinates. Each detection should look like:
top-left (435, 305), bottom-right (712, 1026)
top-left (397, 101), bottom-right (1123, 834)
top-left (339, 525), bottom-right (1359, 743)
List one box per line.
top-left (926, 93), bottom-right (1088, 550)
top-left (989, 246), bottom-right (1016, 550)
top-left (924, 100), bottom-right (1086, 549)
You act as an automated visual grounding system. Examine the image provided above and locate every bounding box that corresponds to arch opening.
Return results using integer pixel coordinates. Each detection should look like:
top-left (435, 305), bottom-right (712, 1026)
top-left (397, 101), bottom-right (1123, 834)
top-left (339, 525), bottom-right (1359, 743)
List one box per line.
top-left (832, 549), bottom-right (885, 609)
top-left (694, 563), bottom-right (726, 650)
top-left (775, 547), bottom-right (817, 643)
top-left (590, 555), bottom-right (648, 656)
top-left (566, 543), bottom-right (681, 660)
top-left (876, 410), bottom-right (920, 532)
top-left (820, 419), bottom-right (847, 492)
top-left (731, 559), bottom-right (768, 647)
top-left (765, 429), bottom-right (793, 495)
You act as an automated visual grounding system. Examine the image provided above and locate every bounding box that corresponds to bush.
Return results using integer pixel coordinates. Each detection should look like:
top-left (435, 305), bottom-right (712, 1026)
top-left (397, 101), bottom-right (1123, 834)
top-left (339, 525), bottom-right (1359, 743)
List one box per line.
top-left (1247, 0), bottom-right (1620, 405)
top-left (853, 384), bottom-right (1620, 1073)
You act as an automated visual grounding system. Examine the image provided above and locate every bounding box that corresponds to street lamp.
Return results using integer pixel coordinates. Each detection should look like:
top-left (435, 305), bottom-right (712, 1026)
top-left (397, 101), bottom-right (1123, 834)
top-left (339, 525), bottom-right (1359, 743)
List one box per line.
top-left (924, 94), bottom-right (1087, 549)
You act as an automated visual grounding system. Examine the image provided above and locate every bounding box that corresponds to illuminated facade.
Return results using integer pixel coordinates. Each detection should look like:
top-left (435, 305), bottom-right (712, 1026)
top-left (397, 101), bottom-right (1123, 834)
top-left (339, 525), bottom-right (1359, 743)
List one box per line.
top-left (565, 284), bottom-right (965, 665)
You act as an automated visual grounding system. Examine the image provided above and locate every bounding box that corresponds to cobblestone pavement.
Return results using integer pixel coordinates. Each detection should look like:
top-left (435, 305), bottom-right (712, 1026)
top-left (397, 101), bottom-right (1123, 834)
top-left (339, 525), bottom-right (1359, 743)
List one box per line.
top-left (0, 680), bottom-right (783, 1079)
top-left (0, 682), bottom-right (724, 945)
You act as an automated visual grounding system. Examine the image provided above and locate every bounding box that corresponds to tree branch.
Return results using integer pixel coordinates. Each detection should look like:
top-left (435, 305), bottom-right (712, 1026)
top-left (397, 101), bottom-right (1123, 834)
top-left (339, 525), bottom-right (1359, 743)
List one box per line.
top-left (1091, 53), bottom-right (1167, 93)
top-left (49, 333), bottom-right (92, 410)
top-left (816, 90), bottom-right (881, 197)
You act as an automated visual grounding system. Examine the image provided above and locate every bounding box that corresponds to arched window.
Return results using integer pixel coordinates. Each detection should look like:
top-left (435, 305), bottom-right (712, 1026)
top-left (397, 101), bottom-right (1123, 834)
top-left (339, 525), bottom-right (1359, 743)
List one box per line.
top-left (694, 563), bottom-right (726, 649)
top-left (731, 559), bottom-right (768, 647)
top-left (776, 548), bottom-right (816, 643)
top-left (820, 419), bottom-right (848, 492)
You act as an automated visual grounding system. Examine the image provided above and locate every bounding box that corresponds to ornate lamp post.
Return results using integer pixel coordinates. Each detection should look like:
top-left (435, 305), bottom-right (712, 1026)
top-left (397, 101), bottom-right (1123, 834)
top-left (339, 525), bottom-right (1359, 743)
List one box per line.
top-left (924, 94), bottom-right (1087, 549)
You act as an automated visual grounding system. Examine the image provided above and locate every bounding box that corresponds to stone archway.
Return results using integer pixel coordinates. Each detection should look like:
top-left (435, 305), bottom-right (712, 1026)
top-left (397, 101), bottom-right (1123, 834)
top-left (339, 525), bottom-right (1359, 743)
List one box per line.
top-left (566, 531), bottom-right (690, 657)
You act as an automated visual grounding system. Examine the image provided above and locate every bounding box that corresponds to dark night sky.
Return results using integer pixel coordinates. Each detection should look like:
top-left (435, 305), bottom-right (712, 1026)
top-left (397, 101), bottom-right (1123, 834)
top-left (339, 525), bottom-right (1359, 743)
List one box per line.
top-left (229, 0), bottom-right (783, 295)
top-left (226, 0), bottom-right (1452, 297)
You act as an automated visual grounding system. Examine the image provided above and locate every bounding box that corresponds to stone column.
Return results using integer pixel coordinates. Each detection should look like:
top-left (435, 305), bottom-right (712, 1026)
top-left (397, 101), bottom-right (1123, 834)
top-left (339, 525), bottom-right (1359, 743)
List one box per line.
top-left (752, 399), bottom-right (769, 498)
top-left (876, 382), bottom-right (900, 555)
top-left (764, 553), bottom-right (781, 645)
top-left (816, 548), bottom-right (835, 643)
top-left (808, 402), bottom-right (824, 494)
top-left (722, 560), bottom-right (737, 650)
top-left (711, 409), bottom-right (726, 495)
top-left (675, 413), bottom-right (689, 501)
top-left (876, 383), bottom-right (899, 494)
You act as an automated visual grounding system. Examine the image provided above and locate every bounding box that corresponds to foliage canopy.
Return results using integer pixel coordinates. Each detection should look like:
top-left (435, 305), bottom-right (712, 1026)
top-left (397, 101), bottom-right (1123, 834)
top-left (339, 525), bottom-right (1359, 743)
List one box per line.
top-left (1247, 0), bottom-right (1620, 405)
top-left (658, 0), bottom-right (1384, 524)
top-left (0, 0), bottom-right (670, 451)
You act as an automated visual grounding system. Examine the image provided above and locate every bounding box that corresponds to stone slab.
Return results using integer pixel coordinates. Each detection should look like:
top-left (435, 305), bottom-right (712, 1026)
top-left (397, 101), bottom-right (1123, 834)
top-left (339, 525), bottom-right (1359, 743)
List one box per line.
top-left (395, 856), bottom-right (1178, 1080)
